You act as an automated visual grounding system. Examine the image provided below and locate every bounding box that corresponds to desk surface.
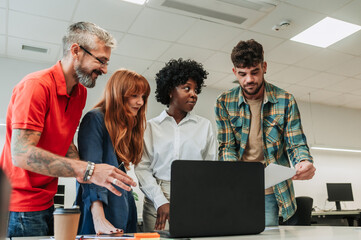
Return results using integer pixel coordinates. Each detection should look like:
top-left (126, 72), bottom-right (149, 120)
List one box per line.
top-left (11, 226), bottom-right (361, 240)
top-left (196, 226), bottom-right (361, 239)
top-left (312, 210), bottom-right (361, 216)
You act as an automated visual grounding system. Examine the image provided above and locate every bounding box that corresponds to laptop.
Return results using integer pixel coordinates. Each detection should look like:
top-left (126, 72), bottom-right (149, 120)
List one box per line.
top-left (0, 168), bottom-right (11, 240)
top-left (165, 160), bottom-right (265, 238)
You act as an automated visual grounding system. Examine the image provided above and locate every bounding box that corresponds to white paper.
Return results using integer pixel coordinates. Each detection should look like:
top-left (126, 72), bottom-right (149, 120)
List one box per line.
top-left (264, 163), bottom-right (296, 189)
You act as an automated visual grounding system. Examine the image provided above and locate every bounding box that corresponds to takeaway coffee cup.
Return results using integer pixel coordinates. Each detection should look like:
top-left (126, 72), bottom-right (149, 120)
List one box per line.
top-left (53, 207), bottom-right (80, 240)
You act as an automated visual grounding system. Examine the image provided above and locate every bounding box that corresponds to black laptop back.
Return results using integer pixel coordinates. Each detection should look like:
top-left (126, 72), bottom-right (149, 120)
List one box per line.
top-left (169, 160), bottom-right (265, 238)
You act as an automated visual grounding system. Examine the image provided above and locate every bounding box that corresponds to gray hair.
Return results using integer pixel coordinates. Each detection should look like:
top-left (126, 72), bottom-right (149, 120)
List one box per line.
top-left (62, 22), bottom-right (116, 56)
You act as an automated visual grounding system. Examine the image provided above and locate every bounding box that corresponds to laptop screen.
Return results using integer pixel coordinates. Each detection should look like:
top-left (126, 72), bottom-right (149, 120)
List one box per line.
top-left (170, 160), bottom-right (265, 238)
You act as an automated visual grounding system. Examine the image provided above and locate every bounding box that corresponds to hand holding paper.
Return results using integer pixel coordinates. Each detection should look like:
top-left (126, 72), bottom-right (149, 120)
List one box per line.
top-left (293, 161), bottom-right (316, 180)
top-left (264, 163), bottom-right (296, 189)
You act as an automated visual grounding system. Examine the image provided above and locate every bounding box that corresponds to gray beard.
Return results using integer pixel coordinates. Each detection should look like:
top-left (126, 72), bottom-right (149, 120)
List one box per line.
top-left (75, 65), bottom-right (97, 88)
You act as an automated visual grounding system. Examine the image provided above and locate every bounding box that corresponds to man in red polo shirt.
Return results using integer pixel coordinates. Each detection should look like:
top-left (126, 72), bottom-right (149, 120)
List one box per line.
top-left (0, 22), bottom-right (137, 238)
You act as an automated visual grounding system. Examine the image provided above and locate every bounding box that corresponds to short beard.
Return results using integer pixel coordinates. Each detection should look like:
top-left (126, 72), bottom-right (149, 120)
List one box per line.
top-left (243, 79), bottom-right (264, 96)
top-left (75, 65), bottom-right (99, 88)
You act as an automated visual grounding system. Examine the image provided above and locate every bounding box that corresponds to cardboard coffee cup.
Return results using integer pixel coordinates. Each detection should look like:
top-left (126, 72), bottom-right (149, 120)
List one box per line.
top-left (53, 207), bottom-right (80, 240)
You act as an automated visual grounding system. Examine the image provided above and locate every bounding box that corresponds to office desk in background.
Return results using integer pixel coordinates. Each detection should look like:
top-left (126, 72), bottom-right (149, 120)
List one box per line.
top-left (10, 226), bottom-right (361, 240)
top-left (312, 210), bottom-right (361, 226)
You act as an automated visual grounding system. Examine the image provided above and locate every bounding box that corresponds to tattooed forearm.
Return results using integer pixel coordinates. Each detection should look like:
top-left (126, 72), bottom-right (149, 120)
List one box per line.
top-left (28, 150), bottom-right (76, 177)
top-left (11, 129), bottom-right (77, 177)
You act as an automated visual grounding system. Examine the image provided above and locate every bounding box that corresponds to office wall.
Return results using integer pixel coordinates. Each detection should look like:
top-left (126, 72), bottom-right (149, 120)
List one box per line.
top-left (1, 57), bottom-right (361, 213)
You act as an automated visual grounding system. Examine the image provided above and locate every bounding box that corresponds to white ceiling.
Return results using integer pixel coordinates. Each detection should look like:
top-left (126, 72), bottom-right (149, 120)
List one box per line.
top-left (1, 0), bottom-right (361, 109)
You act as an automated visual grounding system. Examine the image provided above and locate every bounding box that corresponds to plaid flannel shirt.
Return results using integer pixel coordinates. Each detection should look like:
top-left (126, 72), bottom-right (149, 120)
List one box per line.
top-left (214, 81), bottom-right (313, 221)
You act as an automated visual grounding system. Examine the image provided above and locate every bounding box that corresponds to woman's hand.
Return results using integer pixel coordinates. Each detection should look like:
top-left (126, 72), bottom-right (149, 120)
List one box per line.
top-left (91, 201), bottom-right (123, 235)
top-left (155, 203), bottom-right (170, 230)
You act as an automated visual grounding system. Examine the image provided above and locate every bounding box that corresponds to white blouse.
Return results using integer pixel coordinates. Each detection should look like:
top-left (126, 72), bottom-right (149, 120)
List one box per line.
top-left (135, 110), bottom-right (217, 210)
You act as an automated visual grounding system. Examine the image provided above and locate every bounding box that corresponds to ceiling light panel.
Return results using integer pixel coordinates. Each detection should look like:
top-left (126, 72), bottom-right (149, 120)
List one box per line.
top-left (291, 17), bottom-right (361, 48)
top-left (121, 0), bottom-right (148, 5)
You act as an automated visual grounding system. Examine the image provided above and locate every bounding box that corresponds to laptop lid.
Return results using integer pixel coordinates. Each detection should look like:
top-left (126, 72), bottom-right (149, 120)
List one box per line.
top-left (0, 169), bottom-right (11, 240)
top-left (169, 160), bottom-right (265, 238)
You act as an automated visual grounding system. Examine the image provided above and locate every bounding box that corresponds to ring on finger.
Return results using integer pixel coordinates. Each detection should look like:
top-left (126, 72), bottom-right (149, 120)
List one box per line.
top-left (112, 178), bottom-right (118, 185)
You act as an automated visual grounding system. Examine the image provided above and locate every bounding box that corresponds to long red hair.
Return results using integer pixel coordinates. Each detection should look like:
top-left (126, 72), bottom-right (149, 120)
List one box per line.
top-left (94, 69), bottom-right (150, 168)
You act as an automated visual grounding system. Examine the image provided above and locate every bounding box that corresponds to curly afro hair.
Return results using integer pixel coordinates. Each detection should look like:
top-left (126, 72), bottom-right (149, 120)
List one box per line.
top-left (155, 58), bottom-right (208, 106)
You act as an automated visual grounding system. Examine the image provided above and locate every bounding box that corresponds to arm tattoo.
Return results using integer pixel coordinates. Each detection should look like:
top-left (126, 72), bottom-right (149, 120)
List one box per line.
top-left (11, 129), bottom-right (76, 177)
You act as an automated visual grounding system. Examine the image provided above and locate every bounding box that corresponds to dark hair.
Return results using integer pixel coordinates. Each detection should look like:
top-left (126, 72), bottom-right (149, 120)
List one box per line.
top-left (231, 39), bottom-right (264, 68)
top-left (155, 58), bottom-right (208, 105)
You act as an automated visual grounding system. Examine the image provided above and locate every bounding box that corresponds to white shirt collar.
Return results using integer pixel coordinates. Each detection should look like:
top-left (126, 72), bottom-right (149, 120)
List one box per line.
top-left (157, 109), bottom-right (198, 124)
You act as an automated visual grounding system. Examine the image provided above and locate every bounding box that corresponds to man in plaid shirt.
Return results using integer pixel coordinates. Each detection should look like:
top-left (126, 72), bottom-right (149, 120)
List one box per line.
top-left (215, 39), bottom-right (316, 226)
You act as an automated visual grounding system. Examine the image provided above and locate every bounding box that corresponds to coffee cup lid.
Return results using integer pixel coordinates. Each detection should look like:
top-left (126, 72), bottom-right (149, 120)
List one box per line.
top-left (53, 206), bottom-right (80, 214)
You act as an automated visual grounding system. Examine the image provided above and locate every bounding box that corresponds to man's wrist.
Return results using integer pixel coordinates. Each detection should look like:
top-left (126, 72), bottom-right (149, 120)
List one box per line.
top-left (83, 161), bottom-right (95, 181)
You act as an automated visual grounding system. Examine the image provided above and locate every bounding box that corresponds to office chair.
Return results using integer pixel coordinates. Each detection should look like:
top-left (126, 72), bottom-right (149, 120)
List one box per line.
top-left (295, 196), bottom-right (314, 226)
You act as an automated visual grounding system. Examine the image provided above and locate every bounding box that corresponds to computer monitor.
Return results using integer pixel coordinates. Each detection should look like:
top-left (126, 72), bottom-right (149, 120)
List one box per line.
top-left (326, 183), bottom-right (353, 211)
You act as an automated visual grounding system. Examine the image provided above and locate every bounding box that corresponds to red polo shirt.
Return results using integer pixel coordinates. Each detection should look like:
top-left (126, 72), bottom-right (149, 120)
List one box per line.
top-left (0, 61), bottom-right (87, 212)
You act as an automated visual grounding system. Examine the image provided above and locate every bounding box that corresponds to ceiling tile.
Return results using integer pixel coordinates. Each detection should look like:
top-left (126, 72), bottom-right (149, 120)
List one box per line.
top-left (299, 89), bottom-right (342, 104)
top-left (114, 34), bottom-right (171, 60)
top-left (206, 71), bottom-right (229, 86)
top-left (324, 78), bottom-right (361, 92)
top-left (221, 31), bottom-right (284, 54)
top-left (296, 48), bottom-right (354, 71)
top-left (332, 0), bottom-right (361, 25)
top-left (203, 52), bottom-right (232, 73)
top-left (143, 61), bottom-right (165, 81)
top-left (158, 44), bottom-right (215, 63)
top-left (9, 0), bottom-right (77, 21)
top-left (107, 30), bottom-right (125, 48)
top-left (108, 54), bottom-right (153, 75)
top-left (283, 84), bottom-right (317, 98)
top-left (142, 61), bottom-right (165, 81)
top-left (342, 101), bottom-right (361, 109)
top-left (267, 40), bottom-right (318, 65)
top-left (73, 0), bottom-right (142, 32)
top-left (8, 11), bottom-right (68, 44)
top-left (7, 36), bottom-right (61, 63)
top-left (0, 0), bottom-right (6, 8)
top-left (299, 89), bottom-right (341, 104)
top-left (0, 35), bottom-right (5, 55)
top-left (325, 93), bottom-right (361, 107)
top-left (177, 20), bottom-right (243, 50)
top-left (268, 66), bottom-right (317, 84)
top-left (284, 0), bottom-right (353, 15)
top-left (128, 8), bottom-right (196, 41)
top-left (297, 72), bottom-right (346, 89)
top-left (209, 74), bottom-right (237, 90)
top-left (250, 2), bottom-right (325, 39)
top-left (265, 61), bottom-right (288, 77)
top-left (0, 8), bottom-right (6, 34)
top-left (267, 80), bottom-right (291, 91)
top-left (349, 87), bottom-right (361, 96)
top-left (329, 30), bottom-right (361, 56)
top-left (326, 56), bottom-right (361, 77)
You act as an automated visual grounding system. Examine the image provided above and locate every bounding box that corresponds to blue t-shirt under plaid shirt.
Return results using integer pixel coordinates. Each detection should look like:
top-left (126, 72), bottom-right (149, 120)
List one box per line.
top-left (214, 81), bottom-right (313, 221)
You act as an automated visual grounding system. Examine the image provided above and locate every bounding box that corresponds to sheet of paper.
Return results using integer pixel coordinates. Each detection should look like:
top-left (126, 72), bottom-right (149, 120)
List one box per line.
top-left (264, 163), bottom-right (296, 189)
top-left (49, 234), bottom-right (134, 240)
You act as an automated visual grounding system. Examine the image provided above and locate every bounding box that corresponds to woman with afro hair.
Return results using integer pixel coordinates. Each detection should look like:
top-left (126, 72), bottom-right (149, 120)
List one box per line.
top-left (135, 58), bottom-right (217, 232)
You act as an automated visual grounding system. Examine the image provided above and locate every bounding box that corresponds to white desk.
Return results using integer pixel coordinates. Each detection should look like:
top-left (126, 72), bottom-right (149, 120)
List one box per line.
top-left (11, 226), bottom-right (361, 239)
top-left (312, 210), bottom-right (361, 226)
top-left (194, 226), bottom-right (361, 240)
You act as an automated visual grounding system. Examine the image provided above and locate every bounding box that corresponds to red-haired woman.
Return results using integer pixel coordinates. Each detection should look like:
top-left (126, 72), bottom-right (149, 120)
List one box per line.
top-left (76, 69), bottom-right (150, 235)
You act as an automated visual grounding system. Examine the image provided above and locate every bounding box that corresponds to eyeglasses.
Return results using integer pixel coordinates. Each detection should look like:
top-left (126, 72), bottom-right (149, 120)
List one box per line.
top-left (79, 45), bottom-right (108, 66)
